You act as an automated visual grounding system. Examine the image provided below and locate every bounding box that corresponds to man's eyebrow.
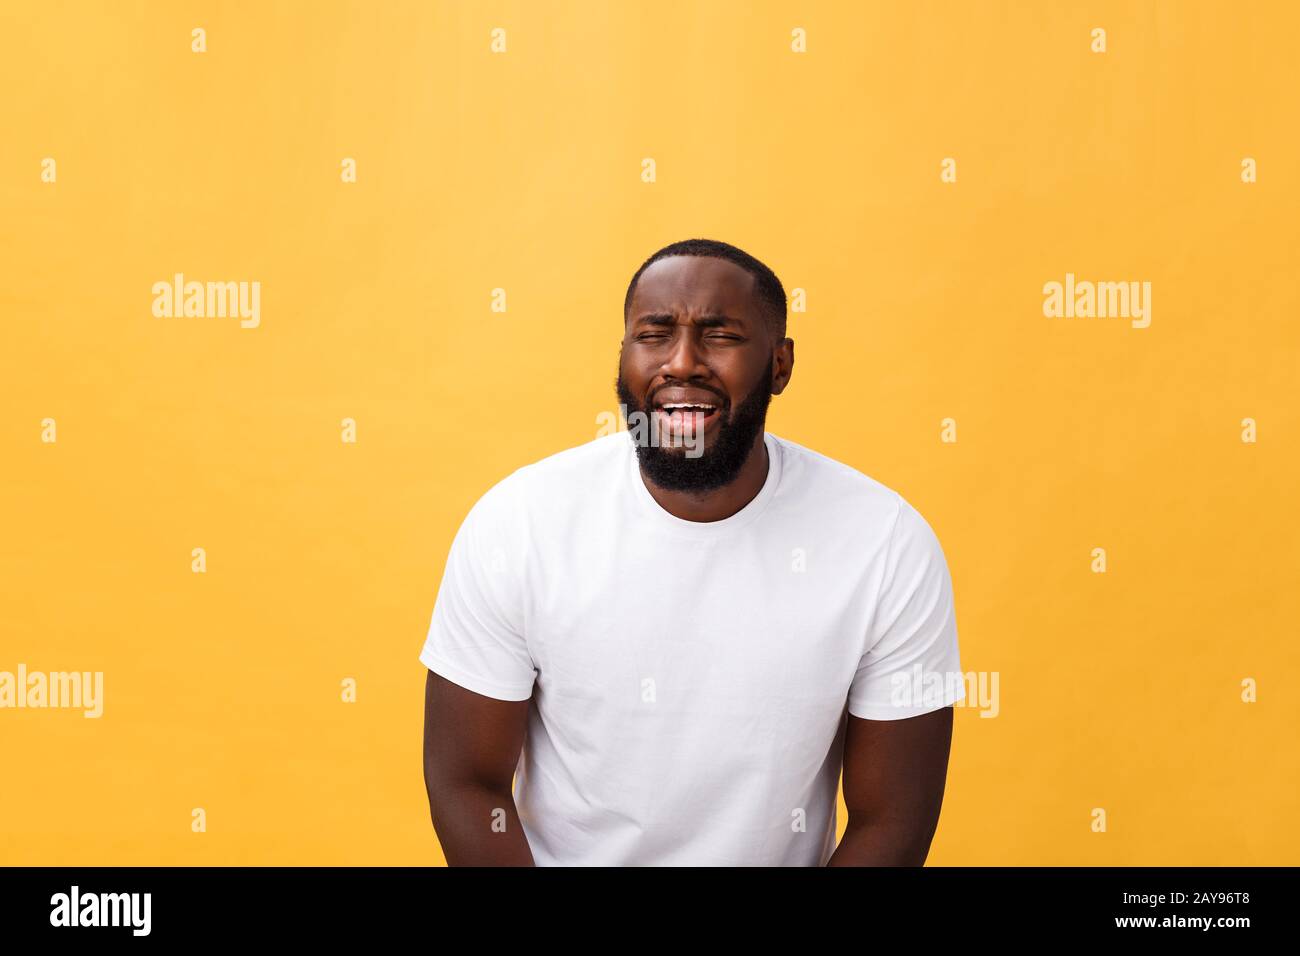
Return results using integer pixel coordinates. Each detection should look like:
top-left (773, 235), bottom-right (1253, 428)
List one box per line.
top-left (633, 312), bottom-right (745, 327)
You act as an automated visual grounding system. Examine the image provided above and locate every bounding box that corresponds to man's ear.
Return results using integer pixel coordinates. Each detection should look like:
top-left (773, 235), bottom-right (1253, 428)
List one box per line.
top-left (772, 337), bottom-right (794, 395)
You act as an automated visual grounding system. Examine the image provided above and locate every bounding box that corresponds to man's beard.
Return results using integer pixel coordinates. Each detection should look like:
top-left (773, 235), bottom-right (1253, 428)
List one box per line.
top-left (614, 363), bottom-right (772, 493)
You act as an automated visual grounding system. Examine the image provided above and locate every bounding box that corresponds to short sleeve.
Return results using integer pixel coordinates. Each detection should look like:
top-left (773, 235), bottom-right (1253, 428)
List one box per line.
top-left (847, 496), bottom-right (966, 720)
top-left (419, 474), bottom-right (537, 701)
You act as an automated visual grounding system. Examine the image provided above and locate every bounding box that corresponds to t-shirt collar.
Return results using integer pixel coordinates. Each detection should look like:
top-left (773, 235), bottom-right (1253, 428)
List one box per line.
top-left (624, 430), bottom-right (783, 536)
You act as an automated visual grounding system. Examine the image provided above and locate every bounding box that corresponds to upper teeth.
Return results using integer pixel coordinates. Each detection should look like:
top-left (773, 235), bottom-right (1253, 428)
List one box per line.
top-left (661, 403), bottom-right (715, 410)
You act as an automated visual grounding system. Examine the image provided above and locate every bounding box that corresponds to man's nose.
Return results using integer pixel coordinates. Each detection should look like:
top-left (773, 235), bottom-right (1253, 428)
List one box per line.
top-left (660, 327), bottom-right (708, 380)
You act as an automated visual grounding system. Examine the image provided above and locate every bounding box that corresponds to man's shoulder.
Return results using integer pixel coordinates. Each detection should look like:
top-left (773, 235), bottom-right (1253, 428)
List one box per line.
top-left (472, 432), bottom-right (627, 511)
top-left (508, 431), bottom-right (628, 486)
top-left (769, 432), bottom-right (902, 513)
top-left (770, 432), bottom-right (946, 557)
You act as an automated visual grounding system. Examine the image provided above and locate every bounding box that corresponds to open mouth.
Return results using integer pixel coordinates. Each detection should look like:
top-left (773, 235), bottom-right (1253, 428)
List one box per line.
top-left (651, 401), bottom-right (721, 437)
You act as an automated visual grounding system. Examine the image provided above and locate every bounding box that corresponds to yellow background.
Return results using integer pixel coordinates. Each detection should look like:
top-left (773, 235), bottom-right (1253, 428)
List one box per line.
top-left (2, 0), bottom-right (1297, 865)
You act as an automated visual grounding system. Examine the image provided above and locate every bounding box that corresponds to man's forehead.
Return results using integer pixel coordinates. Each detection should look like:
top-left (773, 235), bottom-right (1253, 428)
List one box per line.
top-left (631, 256), bottom-right (755, 314)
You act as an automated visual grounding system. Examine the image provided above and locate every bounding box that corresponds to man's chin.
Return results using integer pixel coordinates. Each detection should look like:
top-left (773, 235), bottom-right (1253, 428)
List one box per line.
top-left (635, 442), bottom-right (711, 466)
top-left (645, 433), bottom-right (711, 459)
top-left (633, 435), bottom-right (757, 492)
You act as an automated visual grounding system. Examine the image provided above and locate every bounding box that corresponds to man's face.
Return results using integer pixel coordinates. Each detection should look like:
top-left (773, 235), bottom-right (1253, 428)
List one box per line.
top-left (615, 255), bottom-right (791, 492)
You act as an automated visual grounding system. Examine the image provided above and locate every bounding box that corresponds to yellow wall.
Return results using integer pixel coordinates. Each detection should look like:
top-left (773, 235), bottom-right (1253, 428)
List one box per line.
top-left (2, 0), bottom-right (1296, 865)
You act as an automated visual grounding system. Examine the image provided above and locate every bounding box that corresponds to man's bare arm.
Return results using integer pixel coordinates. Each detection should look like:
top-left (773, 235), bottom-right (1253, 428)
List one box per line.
top-left (827, 706), bottom-right (955, 866)
top-left (422, 669), bottom-right (536, 866)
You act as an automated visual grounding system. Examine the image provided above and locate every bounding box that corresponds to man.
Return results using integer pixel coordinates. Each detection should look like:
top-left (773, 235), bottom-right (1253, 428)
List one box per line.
top-left (421, 238), bottom-right (965, 866)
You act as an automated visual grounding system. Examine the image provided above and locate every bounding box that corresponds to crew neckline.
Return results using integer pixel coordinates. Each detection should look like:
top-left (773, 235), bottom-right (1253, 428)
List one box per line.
top-left (624, 430), bottom-right (784, 537)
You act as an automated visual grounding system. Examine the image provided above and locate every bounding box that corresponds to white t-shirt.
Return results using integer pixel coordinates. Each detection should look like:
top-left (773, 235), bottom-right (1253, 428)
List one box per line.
top-left (420, 430), bottom-right (965, 866)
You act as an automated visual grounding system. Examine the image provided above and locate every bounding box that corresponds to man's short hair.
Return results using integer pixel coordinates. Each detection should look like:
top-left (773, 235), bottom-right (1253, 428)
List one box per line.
top-left (623, 238), bottom-right (788, 340)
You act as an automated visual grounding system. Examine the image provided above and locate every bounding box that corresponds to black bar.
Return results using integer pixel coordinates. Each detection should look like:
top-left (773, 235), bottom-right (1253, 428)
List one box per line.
top-left (0, 866), bottom-right (1291, 940)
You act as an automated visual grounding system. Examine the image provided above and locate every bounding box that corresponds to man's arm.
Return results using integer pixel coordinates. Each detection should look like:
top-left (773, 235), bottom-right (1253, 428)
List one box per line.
top-left (422, 669), bottom-right (536, 866)
top-left (827, 706), bottom-right (954, 866)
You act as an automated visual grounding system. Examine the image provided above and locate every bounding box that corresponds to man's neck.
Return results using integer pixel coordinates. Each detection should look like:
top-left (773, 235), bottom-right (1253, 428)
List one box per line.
top-left (637, 432), bottom-right (770, 523)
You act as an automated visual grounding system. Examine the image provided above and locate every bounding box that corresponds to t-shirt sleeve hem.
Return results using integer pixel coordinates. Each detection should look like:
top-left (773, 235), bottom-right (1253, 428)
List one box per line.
top-left (845, 682), bottom-right (966, 721)
top-left (420, 647), bottom-right (534, 702)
